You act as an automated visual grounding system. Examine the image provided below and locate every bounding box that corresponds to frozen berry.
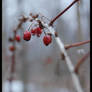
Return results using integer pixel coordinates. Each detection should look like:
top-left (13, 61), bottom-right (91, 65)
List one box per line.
top-left (23, 31), bottom-right (31, 41)
top-left (43, 35), bottom-right (52, 46)
top-left (9, 46), bottom-right (15, 51)
top-left (34, 27), bottom-right (42, 37)
top-left (31, 29), bottom-right (36, 35)
top-left (15, 35), bottom-right (20, 42)
top-left (36, 27), bottom-right (42, 35)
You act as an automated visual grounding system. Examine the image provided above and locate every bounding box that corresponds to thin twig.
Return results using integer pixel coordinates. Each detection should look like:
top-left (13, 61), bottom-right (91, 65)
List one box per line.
top-left (65, 40), bottom-right (90, 50)
top-left (74, 51), bottom-right (90, 74)
top-left (49, 0), bottom-right (79, 26)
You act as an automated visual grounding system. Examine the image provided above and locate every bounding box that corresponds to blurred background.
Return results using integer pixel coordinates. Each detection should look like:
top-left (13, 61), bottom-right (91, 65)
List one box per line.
top-left (2, 0), bottom-right (90, 92)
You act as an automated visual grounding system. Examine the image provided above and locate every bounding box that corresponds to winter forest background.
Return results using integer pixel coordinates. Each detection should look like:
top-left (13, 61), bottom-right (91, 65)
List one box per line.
top-left (2, 0), bottom-right (90, 92)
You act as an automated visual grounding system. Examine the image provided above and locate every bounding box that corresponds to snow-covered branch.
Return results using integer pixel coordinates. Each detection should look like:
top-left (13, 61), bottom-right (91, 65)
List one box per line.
top-left (42, 22), bottom-right (84, 92)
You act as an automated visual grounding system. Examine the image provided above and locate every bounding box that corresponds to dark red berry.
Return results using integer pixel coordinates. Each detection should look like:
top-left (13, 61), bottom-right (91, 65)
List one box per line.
top-left (43, 35), bottom-right (52, 46)
top-left (23, 31), bottom-right (31, 41)
top-left (35, 27), bottom-right (42, 37)
top-left (15, 35), bottom-right (20, 42)
top-left (31, 29), bottom-right (36, 35)
top-left (36, 27), bottom-right (42, 34)
top-left (9, 46), bottom-right (15, 51)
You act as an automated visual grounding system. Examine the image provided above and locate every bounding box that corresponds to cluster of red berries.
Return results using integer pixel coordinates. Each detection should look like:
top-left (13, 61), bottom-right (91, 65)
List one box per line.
top-left (9, 35), bottom-right (21, 52)
top-left (31, 27), bottom-right (42, 37)
top-left (23, 27), bottom-right (52, 46)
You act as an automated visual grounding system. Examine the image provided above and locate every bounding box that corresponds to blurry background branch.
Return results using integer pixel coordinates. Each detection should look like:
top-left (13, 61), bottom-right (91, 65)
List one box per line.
top-left (65, 40), bottom-right (90, 50)
top-left (74, 51), bottom-right (90, 74)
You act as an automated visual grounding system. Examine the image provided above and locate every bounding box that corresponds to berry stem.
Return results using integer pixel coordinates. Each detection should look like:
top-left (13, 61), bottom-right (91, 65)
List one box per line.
top-left (43, 29), bottom-right (47, 35)
top-left (65, 40), bottom-right (90, 50)
top-left (28, 23), bottom-right (34, 31)
top-left (74, 51), bottom-right (90, 74)
top-left (49, 0), bottom-right (79, 26)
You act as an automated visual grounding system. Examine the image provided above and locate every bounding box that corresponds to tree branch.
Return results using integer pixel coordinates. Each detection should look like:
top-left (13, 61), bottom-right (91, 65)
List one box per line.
top-left (74, 51), bottom-right (90, 74)
top-left (49, 0), bottom-right (79, 26)
top-left (41, 22), bottom-right (83, 92)
top-left (65, 40), bottom-right (90, 50)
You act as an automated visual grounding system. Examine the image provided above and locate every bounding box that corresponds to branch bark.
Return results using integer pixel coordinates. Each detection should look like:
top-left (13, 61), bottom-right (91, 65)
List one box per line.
top-left (65, 40), bottom-right (90, 50)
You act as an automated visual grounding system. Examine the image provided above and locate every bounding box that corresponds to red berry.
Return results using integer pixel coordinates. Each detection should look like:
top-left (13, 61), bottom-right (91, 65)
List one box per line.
top-left (23, 31), bottom-right (31, 41)
top-left (43, 35), bottom-right (52, 46)
top-left (36, 27), bottom-right (42, 34)
top-left (35, 27), bottom-right (42, 37)
top-left (31, 29), bottom-right (36, 35)
top-left (15, 35), bottom-right (20, 42)
top-left (31, 27), bottom-right (42, 37)
top-left (9, 46), bottom-right (15, 51)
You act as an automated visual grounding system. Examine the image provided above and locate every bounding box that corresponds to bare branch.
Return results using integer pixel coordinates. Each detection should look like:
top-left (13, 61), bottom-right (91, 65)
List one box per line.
top-left (49, 0), bottom-right (79, 26)
top-left (65, 40), bottom-right (90, 50)
top-left (41, 22), bottom-right (84, 92)
top-left (74, 52), bottom-right (90, 74)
